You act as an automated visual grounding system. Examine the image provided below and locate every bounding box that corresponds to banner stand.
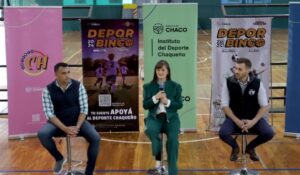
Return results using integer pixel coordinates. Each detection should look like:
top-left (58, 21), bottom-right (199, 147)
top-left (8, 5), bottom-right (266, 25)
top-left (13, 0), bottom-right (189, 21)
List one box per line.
top-left (81, 19), bottom-right (139, 132)
top-left (209, 17), bottom-right (272, 131)
top-left (5, 7), bottom-right (63, 138)
top-left (143, 3), bottom-right (198, 131)
top-left (284, 2), bottom-right (300, 137)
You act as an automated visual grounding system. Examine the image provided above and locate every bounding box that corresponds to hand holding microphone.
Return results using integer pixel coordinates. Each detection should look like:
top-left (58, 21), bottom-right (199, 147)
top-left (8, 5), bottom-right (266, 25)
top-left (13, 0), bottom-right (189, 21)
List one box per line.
top-left (155, 82), bottom-right (166, 100)
top-left (155, 91), bottom-right (166, 100)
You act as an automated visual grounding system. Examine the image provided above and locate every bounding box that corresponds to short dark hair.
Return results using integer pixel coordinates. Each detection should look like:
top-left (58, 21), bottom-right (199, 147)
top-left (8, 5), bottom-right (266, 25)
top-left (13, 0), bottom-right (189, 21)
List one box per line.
top-left (54, 62), bottom-right (68, 72)
top-left (151, 60), bottom-right (171, 83)
top-left (236, 58), bottom-right (252, 69)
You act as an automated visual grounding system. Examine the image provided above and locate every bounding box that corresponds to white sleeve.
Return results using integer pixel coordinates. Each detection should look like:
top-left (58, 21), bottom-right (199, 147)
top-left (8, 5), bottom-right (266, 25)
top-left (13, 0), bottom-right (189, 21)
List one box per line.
top-left (152, 96), bottom-right (159, 104)
top-left (258, 82), bottom-right (268, 107)
top-left (221, 80), bottom-right (230, 108)
top-left (164, 100), bottom-right (171, 107)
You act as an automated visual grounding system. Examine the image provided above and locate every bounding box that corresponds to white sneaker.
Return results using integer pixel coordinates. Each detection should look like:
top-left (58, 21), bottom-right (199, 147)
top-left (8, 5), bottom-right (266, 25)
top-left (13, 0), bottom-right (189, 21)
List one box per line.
top-left (147, 166), bottom-right (168, 175)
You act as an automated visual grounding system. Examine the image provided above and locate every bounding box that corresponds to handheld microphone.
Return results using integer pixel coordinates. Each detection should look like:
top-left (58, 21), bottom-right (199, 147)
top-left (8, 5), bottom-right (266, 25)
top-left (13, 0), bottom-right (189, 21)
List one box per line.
top-left (159, 82), bottom-right (165, 91)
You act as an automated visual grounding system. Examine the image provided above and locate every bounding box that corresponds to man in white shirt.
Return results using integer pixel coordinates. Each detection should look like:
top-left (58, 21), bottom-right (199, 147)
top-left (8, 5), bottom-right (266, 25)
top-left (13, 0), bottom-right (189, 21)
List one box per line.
top-left (219, 58), bottom-right (274, 162)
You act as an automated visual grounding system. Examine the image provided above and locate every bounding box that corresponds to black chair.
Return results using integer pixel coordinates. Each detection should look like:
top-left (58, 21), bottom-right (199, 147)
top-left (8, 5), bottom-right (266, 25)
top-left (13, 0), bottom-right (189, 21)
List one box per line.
top-left (230, 132), bottom-right (259, 175)
top-left (54, 133), bottom-right (85, 175)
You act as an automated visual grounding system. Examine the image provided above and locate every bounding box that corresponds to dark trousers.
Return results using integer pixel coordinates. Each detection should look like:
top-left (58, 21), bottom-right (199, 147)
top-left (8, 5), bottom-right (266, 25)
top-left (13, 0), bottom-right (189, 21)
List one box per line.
top-left (219, 118), bottom-right (274, 149)
top-left (38, 121), bottom-right (100, 175)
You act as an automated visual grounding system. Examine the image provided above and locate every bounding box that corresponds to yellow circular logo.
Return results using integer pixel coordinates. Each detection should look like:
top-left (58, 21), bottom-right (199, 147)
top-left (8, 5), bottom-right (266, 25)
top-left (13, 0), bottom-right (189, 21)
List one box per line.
top-left (20, 50), bottom-right (48, 76)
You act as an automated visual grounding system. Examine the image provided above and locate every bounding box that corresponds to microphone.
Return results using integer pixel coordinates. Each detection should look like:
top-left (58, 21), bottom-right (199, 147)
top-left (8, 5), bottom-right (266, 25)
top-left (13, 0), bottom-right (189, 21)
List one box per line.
top-left (159, 82), bottom-right (165, 91)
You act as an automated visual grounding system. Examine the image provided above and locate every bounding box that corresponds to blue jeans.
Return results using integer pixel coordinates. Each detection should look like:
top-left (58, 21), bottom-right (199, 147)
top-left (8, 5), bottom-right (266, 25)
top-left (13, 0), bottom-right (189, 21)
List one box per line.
top-left (219, 118), bottom-right (274, 149)
top-left (38, 121), bottom-right (100, 175)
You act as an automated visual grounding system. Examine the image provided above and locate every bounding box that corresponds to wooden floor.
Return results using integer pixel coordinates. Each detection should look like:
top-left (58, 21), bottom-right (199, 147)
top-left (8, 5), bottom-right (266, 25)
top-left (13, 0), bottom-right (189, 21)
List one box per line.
top-left (0, 29), bottom-right (299, 175)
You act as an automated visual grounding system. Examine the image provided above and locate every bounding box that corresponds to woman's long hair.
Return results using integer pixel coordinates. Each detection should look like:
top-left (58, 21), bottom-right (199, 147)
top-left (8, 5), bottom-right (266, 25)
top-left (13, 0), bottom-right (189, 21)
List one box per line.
top-left (151, 60), bottom-right (171, 83)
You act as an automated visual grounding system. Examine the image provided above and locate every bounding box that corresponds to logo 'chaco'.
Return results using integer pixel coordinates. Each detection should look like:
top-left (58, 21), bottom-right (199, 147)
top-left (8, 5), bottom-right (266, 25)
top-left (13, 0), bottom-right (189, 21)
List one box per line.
top-left (20, 50), bottom-right (48, 76)
top-left (153, 23), bottom-right (164, 34)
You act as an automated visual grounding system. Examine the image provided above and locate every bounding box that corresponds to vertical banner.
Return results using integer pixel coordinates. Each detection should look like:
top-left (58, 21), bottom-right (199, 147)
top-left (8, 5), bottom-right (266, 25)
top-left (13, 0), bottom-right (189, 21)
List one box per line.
top-left (285, 2), bottom-right (300, 136)
top-left (143, 4), bottom-right (198, 130)
top-left (81, 19), bottom-right (139, 132)
top-left (5, 7), bottom-right (63, 137)
top-left (211, 18), bottom-right (271, 131)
